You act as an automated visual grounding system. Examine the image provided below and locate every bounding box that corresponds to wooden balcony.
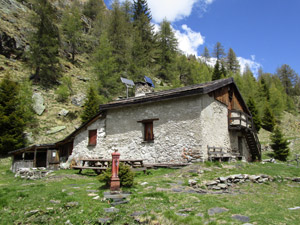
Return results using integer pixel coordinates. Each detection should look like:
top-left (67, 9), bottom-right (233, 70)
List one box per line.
top-left (228, 109), bottom-right (254, 131)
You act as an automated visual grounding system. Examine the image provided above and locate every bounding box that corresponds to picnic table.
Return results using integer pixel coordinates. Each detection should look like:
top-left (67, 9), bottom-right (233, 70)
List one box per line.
top-left (72, 158), bottom-right (144, 174)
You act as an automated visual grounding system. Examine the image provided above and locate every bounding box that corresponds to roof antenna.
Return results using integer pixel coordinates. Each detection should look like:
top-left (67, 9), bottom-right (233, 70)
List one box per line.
top-left (120, 77), bottom-right (135, 98)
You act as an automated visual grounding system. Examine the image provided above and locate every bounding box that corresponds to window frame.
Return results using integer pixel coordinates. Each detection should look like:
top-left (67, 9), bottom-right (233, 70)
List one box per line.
top-left (88, 129), bottom-right (97, 146)
top-left (137, 118), bottom-right (159, 142)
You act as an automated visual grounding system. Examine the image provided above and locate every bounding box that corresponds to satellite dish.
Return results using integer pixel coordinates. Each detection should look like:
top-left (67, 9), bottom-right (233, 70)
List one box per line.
top-left (144, 76), bottom-right (155, 88)
top-left (121, 77), bottom-right (135, 98)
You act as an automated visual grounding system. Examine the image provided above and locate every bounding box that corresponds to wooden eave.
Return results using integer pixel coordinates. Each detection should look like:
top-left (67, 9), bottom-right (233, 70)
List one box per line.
top-left (8, 144), bottom-right (56, 155)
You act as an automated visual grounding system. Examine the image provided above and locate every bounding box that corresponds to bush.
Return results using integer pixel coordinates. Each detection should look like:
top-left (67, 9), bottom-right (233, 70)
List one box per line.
top-left (97, 163), bottom-right (134, 188)
top-left (55, 85), bottom-right (70, 102)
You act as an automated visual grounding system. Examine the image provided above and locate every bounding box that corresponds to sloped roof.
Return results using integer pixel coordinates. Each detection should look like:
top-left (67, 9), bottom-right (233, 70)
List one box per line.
top-left (99, 77), bottom-right (237, 110)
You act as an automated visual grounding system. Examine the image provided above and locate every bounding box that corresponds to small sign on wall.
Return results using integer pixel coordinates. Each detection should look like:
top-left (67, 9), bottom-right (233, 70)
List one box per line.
top-left (52, 151), bottom-right (56, 158)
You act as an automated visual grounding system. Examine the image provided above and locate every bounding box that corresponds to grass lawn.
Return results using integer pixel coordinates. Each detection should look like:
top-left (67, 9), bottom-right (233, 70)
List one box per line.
top-left (0, 158), bottom-right (300, 225)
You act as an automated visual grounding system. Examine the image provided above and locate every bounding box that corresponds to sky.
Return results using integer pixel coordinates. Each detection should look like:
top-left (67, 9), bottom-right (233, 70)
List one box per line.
top-left (104, 0), bottom-right (300, 76)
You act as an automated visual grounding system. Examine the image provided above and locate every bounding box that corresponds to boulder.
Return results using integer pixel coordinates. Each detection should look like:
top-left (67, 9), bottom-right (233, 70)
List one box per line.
top-left (32, 93), bottom-right (45, 115)
top-left (71, 94), bottom-right (86, 107)
top-left (58, 109), bottom-right (69, 117)
top-left (47, 126), bottom-right (66, 134)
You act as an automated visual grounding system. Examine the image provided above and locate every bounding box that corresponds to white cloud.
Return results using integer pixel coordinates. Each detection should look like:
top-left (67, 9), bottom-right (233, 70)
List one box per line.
top-left (174, 24), bottom-right (205, 56)
top-left (118, 0), bottom-right (215, 23)
top-left (237, 57), bottom-right (261, 76)
top-left (199, 56), bottom-right (261, 76)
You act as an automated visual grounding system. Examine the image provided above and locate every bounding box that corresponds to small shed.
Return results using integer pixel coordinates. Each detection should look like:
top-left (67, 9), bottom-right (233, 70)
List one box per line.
top-left (9, 144), bottom-right (60, 172)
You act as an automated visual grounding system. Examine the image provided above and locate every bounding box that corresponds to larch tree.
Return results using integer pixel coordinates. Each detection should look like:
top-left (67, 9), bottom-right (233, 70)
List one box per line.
top-left (28, 0), bottom-right (61, 88)
top-left (61, 1), bottom-right (83, 64)
top-left (276, 64), bottom-right (297, 96)
top-left (132, 0), bottom-right (156, 69)
top-left (0, 75), bottom-right (26, 156)
top-left (157, 19), bottom-right (178, 81)
top-left (201, 46), bottom-right (210, 62)
top-left (226, 48), bottom-right (240, 73)
top-left (213, 42), bottom-right (226, 60)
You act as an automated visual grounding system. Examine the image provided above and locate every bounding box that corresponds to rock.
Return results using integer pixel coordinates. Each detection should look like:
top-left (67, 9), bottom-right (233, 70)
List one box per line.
top-left (212, 186), bottom-right (221, 190)
top-left (208, 207), bottom-right (229, 216)
top-left (24, 132), bottom-right (34, 143)
top-left (110, 200), bottom-right (129, 206)
top-left (172, 188), bottom-right (183, 192)
top-left (175, 213), bottom-right (188, 217)
top-left (288, 206), bottom-right (300, 210)
top-left (58, 109), bottom-right (69, 117)
top-left (206, 181), bottom-right (218, 186)
top-left (141, 182), bottom-right (148, 186)
top-left (196, 213), bottom-right (204, 217)
top-left (25, 209), bottom-right (39, 215)
top-left (71, 94), bottom-right (86, 107)
top-left (231, 214), bottom-right (250, 222)
top-left (65, 220), bottom-right (73, 225)
top-left (47, 126), bottom-right (66, 134)
top-left (32, 93), bottom-right (45, 115)
top-left (130, 211), bottom-right (146, 217)
top-left (249, 175), bottom-right (260, 181)
top-left (93, 196), bottom-right (100, 200)
top-left (86, 190), bottom-right (99, 193)
top-left (188, 179), bottom-right (197, 186)
top-left (218, 177), bottom-right (227, 183)
top-left (217, 183), bottom-right (227, 189)
top-left (77, 76), bottom-right (90, 82)
top-left (292, 178), bottom-right (300, 182)
top-left (88, 193), bottom-right (98, 197)
top-left (50, 200), bottom-right (61, 204)
top-left (98, 218), bottom-right (111, 224)
top-left (104, 207), bottom-right (119, 213)
top-left (65, 202), bottom-right (79, 208)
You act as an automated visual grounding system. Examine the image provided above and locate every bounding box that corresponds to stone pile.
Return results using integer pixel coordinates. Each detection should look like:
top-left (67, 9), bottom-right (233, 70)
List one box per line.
top-left (203, 174), bottom-right (273, 190)
top-left (15, 168), bottom-right (52, 180)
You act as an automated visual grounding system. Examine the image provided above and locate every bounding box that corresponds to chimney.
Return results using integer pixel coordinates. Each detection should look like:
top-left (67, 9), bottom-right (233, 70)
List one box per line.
top-left (135, 82), bottom-right (154, 97)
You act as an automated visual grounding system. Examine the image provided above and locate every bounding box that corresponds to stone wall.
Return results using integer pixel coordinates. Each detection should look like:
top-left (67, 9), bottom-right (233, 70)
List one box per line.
top-left (66, 94), bottom-right (250, 166)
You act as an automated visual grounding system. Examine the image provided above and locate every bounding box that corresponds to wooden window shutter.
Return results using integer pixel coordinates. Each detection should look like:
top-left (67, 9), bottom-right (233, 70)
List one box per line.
top-left (88, 130), bottom-right (97, 146)
top-left (144, 122), bottom-right (154, 141)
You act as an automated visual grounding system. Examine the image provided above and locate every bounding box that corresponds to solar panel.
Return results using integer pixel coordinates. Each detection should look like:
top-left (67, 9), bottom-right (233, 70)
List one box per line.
top-left (121, 77), bottom-right (135, 86)
top-left (144, 76), bottom-right (155, 88)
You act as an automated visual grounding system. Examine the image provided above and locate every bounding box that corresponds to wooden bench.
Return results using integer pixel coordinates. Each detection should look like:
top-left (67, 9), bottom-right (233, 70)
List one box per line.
top-left (72, 166), bottom-right (107, 174)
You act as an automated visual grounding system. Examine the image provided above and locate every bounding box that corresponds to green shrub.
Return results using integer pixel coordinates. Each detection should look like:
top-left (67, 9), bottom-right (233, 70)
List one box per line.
top-left (55, 85), bottom-right (70, 102)
top-left (97, 163), bottom-right (134, 188)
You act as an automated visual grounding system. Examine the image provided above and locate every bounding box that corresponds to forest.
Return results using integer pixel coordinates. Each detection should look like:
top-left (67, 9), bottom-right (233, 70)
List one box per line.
top-left (0, 0), bottom-right (300, 156)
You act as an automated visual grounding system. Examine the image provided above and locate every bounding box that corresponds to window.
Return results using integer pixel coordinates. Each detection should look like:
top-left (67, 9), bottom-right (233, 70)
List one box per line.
top-left (88, 130), bottom-right (97, 146)
top-left (137, 118), bottom-right (159, 142)
top-left (144, 122), bottom-right (154, 141)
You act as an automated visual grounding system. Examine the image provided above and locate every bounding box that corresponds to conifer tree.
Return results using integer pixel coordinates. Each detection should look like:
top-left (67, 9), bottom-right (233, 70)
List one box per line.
top-left (61, 1), bottom-right (83, 64)
top-left (276, 64), bottom-right (297, 96)
top-left (226, 48), bottom-right (240, 73)
top-left (132, 0), bottom-right (156, 69)
top-left (157, 19), bottom-right (178, 81)
top-left (28, 0), bottom-right (61, 87)
top-left (93, 33), bottom-right (119, 98)
top-left (0, 75), bottom-right (26, 156)
top-left (213, 42), bottom-right (226, 60)
top-left (83, 0), bottom-right (105, 20)
top-left (212, 60), bottom-right (222, 81)
top-left (201, 46), bottom-right (210, 62)
top-left (262, 104), bottom-right (276, 132)
top-left (247, 97), bottom-right (262, 132)
top-left (270, 126), bottom-right (290, 161)
top-left (81, 86), bottom-right (100, 124)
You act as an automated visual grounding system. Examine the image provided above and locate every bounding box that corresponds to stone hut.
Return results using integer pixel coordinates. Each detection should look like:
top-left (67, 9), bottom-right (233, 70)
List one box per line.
top-left (9, 78), bottom-right (261, 170)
